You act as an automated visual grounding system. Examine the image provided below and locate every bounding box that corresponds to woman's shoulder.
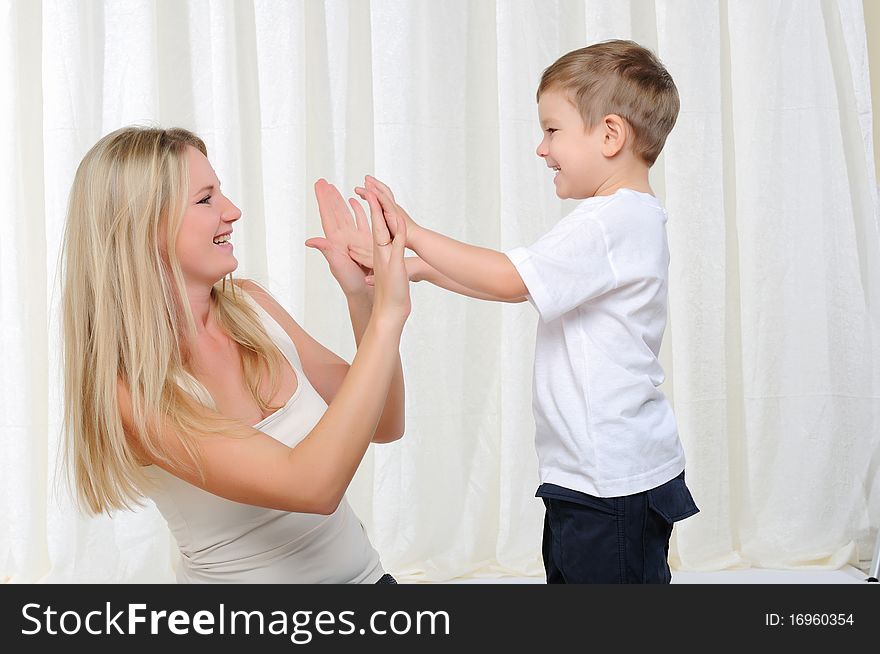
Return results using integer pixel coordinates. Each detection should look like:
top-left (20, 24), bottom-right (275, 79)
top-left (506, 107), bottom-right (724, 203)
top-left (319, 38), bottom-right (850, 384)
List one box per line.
top-left (232, 279), bottom-right (303, 337)
top-left (234, 279), bottom-right (282, 315)
top-left (233, 278), bottom-right (271, 303)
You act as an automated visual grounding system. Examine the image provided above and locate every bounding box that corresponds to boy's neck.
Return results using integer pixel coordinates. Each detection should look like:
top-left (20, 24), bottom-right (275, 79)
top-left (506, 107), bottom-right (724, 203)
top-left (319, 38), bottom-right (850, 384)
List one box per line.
top-left (590, 156), bottom-right (653, 198)
top-left (593, 182), bottom-right (653, 197)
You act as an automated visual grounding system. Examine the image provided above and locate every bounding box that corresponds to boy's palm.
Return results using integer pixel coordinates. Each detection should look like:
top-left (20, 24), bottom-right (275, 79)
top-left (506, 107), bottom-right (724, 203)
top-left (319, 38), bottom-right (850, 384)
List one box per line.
top-left (354, 176), bottom-right (418, 241)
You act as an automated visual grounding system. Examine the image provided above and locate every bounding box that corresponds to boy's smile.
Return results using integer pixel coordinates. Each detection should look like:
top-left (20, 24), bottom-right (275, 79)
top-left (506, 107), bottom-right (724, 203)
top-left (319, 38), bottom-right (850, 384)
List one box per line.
top-left (536, 89), bottom-right (612, 200)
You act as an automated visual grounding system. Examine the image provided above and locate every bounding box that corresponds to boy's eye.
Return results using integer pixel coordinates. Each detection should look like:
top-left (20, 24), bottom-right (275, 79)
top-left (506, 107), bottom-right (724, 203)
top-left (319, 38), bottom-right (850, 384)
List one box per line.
top-left (197, 195), bottom-right (211, 205)
top-left (545, 128), bottom-right (557, 134)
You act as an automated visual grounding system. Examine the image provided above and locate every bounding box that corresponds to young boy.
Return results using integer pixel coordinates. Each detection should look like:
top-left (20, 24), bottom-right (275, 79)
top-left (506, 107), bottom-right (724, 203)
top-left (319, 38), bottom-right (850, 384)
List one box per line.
top-left (348, 40), bottom-right (699, 583)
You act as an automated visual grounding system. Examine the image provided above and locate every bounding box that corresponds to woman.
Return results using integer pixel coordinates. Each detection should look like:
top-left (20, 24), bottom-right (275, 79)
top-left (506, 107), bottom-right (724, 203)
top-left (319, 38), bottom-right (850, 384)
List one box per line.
top-left (61, 126), bottom-right (410, 583)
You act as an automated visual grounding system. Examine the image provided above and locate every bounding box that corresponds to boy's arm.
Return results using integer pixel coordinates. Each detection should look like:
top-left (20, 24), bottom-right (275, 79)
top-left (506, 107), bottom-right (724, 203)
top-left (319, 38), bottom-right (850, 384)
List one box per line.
top-left (406, 257), bottom-right (527, 303)
top-left (408, 227), bottom-right (528, 301)
top-left (354, 252), bottom-right (526, 303)
top-left (362, 177), bottom-right (528, 301)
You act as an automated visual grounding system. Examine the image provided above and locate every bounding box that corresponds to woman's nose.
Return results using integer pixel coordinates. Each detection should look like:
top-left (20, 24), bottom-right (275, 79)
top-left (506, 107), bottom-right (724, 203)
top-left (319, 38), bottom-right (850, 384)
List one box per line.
top-left (224, 199), bottom-right (242, 223)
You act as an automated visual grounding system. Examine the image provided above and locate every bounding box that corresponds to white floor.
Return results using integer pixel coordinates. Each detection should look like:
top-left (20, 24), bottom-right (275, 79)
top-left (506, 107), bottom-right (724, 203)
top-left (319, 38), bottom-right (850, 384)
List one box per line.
top-left (439, 565), bottom-right (871, 584)
top-left (671, 565), bottom-right (868, 584)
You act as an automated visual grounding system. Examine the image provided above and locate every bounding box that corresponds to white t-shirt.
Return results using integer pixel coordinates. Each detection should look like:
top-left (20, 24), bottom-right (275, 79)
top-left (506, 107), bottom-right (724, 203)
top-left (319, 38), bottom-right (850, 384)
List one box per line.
top-left (505, 188), bottom-right (685, 497)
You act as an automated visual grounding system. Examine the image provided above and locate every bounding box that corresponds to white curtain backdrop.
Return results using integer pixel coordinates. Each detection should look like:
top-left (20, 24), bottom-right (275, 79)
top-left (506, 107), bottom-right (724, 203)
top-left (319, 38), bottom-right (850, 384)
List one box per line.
top-left (1, 0), bottom-right (878, 583)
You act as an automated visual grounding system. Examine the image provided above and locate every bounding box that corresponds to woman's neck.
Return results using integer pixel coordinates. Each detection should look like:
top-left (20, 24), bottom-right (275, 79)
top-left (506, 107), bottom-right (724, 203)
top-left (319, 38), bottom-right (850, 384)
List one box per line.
top-left (184, 282), bottom-right (216, 333)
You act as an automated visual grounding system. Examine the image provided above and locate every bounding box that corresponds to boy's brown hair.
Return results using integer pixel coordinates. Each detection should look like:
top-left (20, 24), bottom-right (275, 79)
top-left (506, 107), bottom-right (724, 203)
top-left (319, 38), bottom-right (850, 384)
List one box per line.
top-left (537, 40), bottom-right (679, 165)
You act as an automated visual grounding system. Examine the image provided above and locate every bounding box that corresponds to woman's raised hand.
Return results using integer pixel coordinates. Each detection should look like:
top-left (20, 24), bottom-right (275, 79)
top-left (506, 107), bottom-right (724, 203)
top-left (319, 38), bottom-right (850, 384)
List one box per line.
top-left (307, 179), bottom-right (374, 297)
top-left (363, 188), bottom-right (411, 327)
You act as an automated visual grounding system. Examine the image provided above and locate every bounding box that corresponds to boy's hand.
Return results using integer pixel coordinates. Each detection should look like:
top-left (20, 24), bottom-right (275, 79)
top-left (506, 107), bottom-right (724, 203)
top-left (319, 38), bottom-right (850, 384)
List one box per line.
top-left (361, 256), bottom-right (426, 286)
top-left (307, 179), bottom-right (374, 298)
top-left (355, 176), bottom-right (421, 244)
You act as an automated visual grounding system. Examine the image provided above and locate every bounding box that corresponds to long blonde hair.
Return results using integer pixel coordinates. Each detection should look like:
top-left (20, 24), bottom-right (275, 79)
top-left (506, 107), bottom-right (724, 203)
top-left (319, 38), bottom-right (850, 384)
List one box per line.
top-left (61, 126), bottom-right (284, 515)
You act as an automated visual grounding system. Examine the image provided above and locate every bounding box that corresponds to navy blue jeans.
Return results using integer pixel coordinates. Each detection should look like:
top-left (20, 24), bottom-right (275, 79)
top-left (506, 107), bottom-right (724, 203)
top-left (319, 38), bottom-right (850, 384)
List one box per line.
top-left (375, 573), bottom-right (397, 584)
top-left (538, 471), bottom-right (699, 584)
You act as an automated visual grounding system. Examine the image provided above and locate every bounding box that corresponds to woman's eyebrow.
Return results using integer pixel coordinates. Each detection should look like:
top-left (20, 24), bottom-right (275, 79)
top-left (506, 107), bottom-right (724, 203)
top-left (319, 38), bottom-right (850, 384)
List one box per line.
top-left (191, 183), bottom-right (216, 197)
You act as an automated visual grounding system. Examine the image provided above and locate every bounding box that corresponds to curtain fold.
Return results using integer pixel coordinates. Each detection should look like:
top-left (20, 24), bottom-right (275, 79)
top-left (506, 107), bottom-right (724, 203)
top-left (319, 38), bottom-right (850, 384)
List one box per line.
top-left (1, 0), bottom-right (877, 582)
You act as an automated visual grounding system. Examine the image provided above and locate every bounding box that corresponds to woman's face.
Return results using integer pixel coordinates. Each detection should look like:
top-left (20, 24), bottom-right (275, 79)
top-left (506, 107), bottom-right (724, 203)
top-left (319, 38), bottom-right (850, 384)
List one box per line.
top-left (175, 146), bottom-right (242, 286)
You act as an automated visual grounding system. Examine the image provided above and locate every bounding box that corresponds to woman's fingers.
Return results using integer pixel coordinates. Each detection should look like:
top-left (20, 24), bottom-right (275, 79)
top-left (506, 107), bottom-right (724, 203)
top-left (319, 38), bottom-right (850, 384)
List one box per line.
top-left (349, 197), bottom-right (369, 234)
top-left (313, 179), bottom-right (339, 237)
top-left (304, 237), bottom-right (330, 253)
top-left (371, 189), bottom-right (401, 239)
top-left (326, 182), bottom-right (351, 231)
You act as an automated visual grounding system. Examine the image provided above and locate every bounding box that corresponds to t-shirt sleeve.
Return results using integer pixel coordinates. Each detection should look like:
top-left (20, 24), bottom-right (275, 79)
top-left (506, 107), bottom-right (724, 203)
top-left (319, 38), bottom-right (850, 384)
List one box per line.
top-left (505, 216), bottom-right (618, 323)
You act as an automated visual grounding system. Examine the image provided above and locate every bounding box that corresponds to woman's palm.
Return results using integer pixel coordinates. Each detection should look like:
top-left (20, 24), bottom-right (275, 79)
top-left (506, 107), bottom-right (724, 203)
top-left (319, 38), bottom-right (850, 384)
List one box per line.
top-left (308, 180), bottom-right (373, 295)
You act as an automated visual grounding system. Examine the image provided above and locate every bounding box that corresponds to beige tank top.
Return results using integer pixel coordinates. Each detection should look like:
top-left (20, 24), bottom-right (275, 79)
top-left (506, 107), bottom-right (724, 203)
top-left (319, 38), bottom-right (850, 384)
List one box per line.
top-left (142, 289), bottom-right (384, 583)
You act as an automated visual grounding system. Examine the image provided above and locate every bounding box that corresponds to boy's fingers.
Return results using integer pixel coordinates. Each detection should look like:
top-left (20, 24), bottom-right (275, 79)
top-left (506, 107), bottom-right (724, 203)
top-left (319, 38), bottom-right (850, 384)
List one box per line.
top-left (365, 175), bottom-right (395, 201)
top-left (370, 185), bottom-right (400, 220)
top-left (392, 208), bottom-right (407, 256)
top-left (348, 245), bottom-right (372, 258)
top-left (347, 246), bottom-right (373, 267)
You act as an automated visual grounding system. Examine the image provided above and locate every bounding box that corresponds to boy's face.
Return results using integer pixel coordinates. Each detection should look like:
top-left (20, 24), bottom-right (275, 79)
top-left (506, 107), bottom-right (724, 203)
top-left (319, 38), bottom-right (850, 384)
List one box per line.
top-left (536, 89), bottom-right (609, 199)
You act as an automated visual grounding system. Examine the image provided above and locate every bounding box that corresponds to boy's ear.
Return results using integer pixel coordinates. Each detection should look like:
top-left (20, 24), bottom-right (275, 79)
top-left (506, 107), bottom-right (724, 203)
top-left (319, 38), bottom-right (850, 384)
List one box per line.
top-left (601, 114), bottom-right (627, 157)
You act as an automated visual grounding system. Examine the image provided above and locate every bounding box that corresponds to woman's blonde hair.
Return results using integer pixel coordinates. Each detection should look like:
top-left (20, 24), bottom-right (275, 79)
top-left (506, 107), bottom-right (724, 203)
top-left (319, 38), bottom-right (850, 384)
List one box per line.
top-left (61, 126), bottom-right (284, 515)
top-left (537, 40), bottom-right (679, 165)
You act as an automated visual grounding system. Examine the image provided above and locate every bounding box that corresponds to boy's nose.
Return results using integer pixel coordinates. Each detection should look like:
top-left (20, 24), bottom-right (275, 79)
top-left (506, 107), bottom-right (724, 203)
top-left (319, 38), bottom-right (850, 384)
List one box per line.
top-left (536, 139), bottom-right (548, 158)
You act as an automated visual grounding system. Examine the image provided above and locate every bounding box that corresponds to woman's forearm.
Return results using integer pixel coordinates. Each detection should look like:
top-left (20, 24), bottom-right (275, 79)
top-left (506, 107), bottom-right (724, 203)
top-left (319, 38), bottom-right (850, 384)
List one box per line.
top-left (287, 315), bottom-right (403, 512)
top-left (346, 291), bottom-right (405, 442)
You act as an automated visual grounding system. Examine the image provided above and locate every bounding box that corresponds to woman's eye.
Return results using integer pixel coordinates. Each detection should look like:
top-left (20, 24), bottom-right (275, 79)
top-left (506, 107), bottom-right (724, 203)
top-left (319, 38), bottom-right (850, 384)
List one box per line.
top-left (197, 195), bottom-right (211, 205)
